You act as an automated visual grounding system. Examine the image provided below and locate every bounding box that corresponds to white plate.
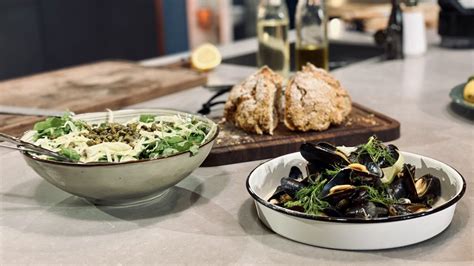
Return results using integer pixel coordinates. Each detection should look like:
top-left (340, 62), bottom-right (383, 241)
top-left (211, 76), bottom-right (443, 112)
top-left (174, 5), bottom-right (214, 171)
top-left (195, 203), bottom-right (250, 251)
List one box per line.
top-left (246, 151), bottom-right (466, 250)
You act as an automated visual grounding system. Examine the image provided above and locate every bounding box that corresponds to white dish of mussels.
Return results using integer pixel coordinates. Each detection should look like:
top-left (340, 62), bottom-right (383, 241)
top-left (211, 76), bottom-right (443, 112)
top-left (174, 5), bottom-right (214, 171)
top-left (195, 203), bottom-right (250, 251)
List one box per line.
top-left (246, 137), bottom-right (466, 250)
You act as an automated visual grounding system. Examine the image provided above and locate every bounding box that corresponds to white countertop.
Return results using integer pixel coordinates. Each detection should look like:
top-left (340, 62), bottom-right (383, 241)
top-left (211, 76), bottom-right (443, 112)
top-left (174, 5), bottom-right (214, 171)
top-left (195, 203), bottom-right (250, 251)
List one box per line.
top-left (1, 34), bottom-right (473, 264)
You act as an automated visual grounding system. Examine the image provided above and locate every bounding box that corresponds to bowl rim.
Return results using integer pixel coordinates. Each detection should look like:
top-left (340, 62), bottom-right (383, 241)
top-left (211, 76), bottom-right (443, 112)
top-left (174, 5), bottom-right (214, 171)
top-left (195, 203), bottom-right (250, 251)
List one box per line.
top-left (449, 83), bottom-right (474, 109)
top-left (21, 108), bottom-right (220, 167)
top-left (246, 151), bottom-right (467, 224)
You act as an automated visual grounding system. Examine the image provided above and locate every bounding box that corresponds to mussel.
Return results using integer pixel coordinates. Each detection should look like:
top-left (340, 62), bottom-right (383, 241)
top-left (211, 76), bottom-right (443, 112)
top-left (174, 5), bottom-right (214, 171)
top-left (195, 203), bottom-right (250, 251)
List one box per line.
top-left (267, 168), bottom-right (305, 205)
top-left (300, 142), bottom-right (350, 169)
top-left (320, 163), bottom-right (383, 198)
top-left (289, 166), bottom-right (304, 180)
top-left (268, 186), bottom-right (291, 205)
top-left (389, 164), bottom-right (419, 202)
top-left (322, 184), bottom-right (357, 209)
top-left (280, 177), bottom-right (305, 198)
top-left (345, 201), bottom-right (389, 219)
top-left (388, 203), bottom-right (429, 216)
top-left (415, 174), bottom-right (441, 205)
top-left (267, 139), bottom-right (442, 220)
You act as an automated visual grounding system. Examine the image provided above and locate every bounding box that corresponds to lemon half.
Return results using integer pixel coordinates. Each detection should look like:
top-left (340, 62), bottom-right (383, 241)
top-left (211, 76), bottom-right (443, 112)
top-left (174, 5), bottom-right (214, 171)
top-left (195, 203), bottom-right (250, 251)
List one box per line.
top-left (191, 43), bottom-right (222, 71)
top-left (464, 76), bottom-right (474, 103)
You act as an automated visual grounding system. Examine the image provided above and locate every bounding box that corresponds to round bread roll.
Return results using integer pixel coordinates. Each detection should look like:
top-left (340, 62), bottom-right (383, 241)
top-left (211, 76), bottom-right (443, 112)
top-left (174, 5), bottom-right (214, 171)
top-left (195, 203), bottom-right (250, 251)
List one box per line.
top-left (224, 66), bottom-right (283, 135)
top-left (284, 63), bottom-right (352, 131)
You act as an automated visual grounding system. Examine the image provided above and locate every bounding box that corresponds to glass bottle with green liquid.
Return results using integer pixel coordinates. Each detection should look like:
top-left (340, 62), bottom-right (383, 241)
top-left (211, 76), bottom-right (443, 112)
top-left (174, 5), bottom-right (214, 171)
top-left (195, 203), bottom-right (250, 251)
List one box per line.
top-left (295, 0), bottom-right (329, 70)
top-left (257, 0), bottom-right (289, 77)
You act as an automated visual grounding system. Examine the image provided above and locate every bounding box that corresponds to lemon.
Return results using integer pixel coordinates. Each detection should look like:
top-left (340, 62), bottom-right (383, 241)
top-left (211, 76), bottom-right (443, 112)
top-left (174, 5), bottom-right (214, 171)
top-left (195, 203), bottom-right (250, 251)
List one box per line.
top-left (190, 43), bottom-right (222, 71)
top-left (464, 76), bottom-right (474, 103)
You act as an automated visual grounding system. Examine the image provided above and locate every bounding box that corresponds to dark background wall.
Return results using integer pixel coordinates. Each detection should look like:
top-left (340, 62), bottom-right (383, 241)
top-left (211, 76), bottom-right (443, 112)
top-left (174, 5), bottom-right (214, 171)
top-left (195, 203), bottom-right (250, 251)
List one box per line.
top-left (0, 0), bottom-right (189, 81)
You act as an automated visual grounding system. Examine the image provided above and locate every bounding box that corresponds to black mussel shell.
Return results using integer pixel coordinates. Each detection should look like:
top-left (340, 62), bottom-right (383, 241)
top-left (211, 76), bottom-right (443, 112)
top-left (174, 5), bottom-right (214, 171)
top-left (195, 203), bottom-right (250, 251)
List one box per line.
top-left (389, 164), bottom-right (419, 202)
top-left (289, 166), bottom-right (303, 180)
top-left (306, 163), bottom-right (325, 179)
top-left (346, 164), bottom-right (383, 187)
top-left (350, 188), bottom-right (370, 205)
top-left (280, 177), bottom-right (305, 198)
top-left (345, 201), bottom-right (389, 219)
top-left (380, 144), bottom-right (400, 168)
top-left (268, 186), bottom-right (292, 205)
top-left (320, 165), bottom-right (382, 198)
top-left (388, 203), bottom-right (429, 216)
top-left (365, 161), bottom-right (384, 178)
top-left (415, 174), bottom-right (441, 204)
top-left (319, 169), bottom-right (352, 197)
top-left (322, 206), bottom-right (343, 217)
top-left (322, 185), bottom-right (357, 208)
top-left (300, 142), bottom-right (350, 168)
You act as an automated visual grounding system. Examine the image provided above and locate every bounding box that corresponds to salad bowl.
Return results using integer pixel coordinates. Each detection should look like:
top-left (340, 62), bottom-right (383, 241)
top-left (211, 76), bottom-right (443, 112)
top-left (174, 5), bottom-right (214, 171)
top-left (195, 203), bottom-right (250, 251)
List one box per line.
top-left (20, 109), bottom-right (219, 205)
top-left (246, 151), bottom-right (466, 250)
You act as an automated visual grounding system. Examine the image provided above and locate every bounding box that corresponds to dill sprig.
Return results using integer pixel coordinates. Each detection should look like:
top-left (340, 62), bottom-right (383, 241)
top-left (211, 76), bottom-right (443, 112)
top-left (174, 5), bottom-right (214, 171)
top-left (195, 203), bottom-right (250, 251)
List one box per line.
top-left (356, 136), bottom-right (396, 166)
top-left (284, 175), bottom-right (330, 215)
top-left (324, 164), bottom-right (343, 178)
top-left (359, 185), bottom-right (397, 206)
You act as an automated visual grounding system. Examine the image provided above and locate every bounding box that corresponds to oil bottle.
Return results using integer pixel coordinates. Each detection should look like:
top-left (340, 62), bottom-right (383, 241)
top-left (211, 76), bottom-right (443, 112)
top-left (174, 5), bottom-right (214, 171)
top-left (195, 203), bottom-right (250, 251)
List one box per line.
top-left (295, 0), bottom-right (329, 70)
top-left (257, 0), bottom-right (289, 77)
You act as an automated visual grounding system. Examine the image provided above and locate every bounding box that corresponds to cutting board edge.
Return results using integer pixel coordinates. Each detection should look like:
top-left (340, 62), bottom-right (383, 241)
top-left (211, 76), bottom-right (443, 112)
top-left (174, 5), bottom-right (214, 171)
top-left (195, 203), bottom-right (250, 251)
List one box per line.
top-left (201, 124), bottom-right (400, 167)
top-left (201, 102), bottom-right (401, 167)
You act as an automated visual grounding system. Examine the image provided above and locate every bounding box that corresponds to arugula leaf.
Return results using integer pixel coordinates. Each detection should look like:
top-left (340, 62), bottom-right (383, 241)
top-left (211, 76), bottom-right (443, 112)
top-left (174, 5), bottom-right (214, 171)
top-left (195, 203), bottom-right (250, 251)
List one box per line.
top-left (59, 147), bottom-right (80, 161)
top-left (33, 114), bottom-right (76, 140)
top-left (164, 136), bottom-right (185, 144)
top-left (139, 114), bottom-right (156, 123)
top-left (34, 117), bottom-right (64, 132)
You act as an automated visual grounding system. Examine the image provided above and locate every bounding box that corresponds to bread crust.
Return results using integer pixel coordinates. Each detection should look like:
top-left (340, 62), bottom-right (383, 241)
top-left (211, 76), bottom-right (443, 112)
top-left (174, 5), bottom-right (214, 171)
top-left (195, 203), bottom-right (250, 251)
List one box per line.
top-left (224, 66), bottom-right (282, 135)
top-left (284, 63), bottom-right (352, 131)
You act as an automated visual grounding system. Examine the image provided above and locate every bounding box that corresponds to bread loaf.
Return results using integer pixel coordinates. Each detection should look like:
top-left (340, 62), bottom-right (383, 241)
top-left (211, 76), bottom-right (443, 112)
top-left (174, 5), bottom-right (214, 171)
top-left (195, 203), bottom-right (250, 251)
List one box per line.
top-left (223, 66), bottom-right (283, 135)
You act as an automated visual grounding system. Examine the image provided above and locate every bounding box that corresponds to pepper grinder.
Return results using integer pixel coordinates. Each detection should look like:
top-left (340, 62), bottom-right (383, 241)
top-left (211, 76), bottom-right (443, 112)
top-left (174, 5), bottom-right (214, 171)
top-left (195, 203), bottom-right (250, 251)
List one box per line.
top-left (385, 0), bottom-right (404, 60)
top-left (403, 0), bottom-right (427, 56)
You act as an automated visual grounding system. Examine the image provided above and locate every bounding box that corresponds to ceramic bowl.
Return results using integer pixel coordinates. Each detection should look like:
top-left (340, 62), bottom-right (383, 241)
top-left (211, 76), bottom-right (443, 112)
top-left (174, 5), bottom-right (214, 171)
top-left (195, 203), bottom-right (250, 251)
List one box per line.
top-left (246, 151), bottom-right (466, 250)
top-left (450, 83), bottom-right (474, 110)
top-left (21, 109), bottom-right (219, 205)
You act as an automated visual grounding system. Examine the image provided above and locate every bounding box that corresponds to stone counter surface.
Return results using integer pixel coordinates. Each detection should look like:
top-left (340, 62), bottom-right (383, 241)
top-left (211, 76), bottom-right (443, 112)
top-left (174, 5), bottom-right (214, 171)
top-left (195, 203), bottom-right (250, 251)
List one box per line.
top-left (1, 45), bottom-right (473, 264)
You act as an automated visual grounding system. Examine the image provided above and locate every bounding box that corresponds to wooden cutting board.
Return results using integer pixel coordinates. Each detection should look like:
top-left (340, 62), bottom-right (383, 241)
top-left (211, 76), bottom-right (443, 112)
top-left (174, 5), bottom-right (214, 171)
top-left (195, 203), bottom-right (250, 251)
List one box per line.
top-left (0, 60), bottom-right (207, 136)
top-left (201, 103), bottom-right (400, 166)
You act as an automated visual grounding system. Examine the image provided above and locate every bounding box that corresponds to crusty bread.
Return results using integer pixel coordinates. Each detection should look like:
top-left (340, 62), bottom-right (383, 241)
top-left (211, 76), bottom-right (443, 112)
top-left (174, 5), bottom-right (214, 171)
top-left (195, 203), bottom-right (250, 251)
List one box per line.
top-left (224, 66), bottom-right (283, 135)
top-left (284, 63), bottom-right (352, 131)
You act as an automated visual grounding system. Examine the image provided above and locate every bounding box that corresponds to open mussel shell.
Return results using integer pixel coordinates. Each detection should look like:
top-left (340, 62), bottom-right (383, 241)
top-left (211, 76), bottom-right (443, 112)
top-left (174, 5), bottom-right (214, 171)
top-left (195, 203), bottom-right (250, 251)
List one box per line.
top-left (268, 167), bottom-right (305, 205)
top-left (388, 203), bottom-right (430, 216)
top-left (322, 184), bottom-right (357, 208)
top-left (300, 142), bottom-right (350, 169)
top-left (389, 164), bottom-right (419, 202)
top-left (361, 162), bottom-right (383, 178)
top-left (289, 166), bottom-right (303, 180)
top-left (268, 186), bottom-right (292, 205)
top-left (415, 174), bottom-right (441, 204)
top-left (320, 163), bottom-right (383, 198)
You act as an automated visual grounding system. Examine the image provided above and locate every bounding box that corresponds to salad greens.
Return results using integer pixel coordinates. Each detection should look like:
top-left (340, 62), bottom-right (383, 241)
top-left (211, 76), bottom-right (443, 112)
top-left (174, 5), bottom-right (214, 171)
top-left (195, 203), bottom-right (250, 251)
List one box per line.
top-left (33, 113), bottom-right (84, 140)
top-left (139, 114), bottom-right (156, 123)
top-left (59, 147), bottom-right (81, 161)
top-left (29, 113), bottom-right (215, 163)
